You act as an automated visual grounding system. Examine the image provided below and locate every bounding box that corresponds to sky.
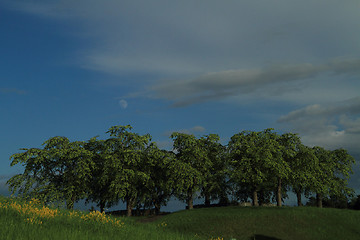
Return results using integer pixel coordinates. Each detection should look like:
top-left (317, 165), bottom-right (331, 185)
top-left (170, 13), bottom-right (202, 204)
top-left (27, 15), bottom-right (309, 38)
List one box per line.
top-left (1, 0), bottom-right (360, 210)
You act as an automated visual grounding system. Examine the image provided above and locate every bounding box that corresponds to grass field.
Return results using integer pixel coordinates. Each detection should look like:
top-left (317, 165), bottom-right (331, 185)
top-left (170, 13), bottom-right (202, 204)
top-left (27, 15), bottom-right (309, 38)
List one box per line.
top-left (1, 195), bottom-right (359, 240)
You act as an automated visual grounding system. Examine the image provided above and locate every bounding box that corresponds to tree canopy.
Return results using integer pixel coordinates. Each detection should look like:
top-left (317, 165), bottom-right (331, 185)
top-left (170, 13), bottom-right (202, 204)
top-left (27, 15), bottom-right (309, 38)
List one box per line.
top-left (7, 125), bottom-right (356, 215)
top-left (8, 136), bottom-right (94, 209)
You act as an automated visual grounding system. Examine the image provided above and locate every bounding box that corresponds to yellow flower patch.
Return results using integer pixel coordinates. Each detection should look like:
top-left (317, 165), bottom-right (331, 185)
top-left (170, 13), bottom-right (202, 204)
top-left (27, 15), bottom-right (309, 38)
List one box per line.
top-left (79, 210), bottom-right (125, 228)
top-left (0, 198), bottom-right (125, 229)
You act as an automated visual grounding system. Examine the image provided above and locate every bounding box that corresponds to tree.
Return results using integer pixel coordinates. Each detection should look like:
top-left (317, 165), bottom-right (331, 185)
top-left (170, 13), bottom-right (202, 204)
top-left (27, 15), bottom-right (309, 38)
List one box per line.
top-left (306, 194), bottom-right (351, 209)
top-left (84, 136), bottom-right (116, 213)
top-left (170, 132), bottom-right (206, 210)
top-left (229, 129), bottom-right (276, 206)
top-left (331, 148), bottom-right (355, 196)
top-left (309, 147), bottom-right (355, 208)
top-left (228, 130), bottom-right (260, 206)
top-left (7, 137), bottom-right (94, 209)
top-left (287, 144), bottom-right (318, 206)
top-left (103, 125), bottom-right (152, 216)
top-left (349, 195), bottom-right (360, 210)
top-left (198, 134), bottom-right (228, 206)
top-left (322, 194), bottom-right (350, 209)
top-left (275, 133), bottom-right (301, 207)
top-left (311, 146), bottom-right (332, 208)
top-left (140, 144), bottom-right (175, 215)
top-left (265, 130), bottom-right (292, 207)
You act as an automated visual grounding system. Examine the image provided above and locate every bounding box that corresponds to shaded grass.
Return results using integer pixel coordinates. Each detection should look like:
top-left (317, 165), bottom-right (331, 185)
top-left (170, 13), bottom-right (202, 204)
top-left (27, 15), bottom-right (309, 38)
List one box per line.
top-left (144, 206), bottom-right (360, 240)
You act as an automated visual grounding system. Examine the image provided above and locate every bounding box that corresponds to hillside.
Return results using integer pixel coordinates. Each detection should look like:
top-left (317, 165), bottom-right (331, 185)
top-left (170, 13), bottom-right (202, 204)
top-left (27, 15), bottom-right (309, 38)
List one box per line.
top-left (147, 206), bottom-right (360, 240)
top-left (1, 196), bottom-right (359, 240)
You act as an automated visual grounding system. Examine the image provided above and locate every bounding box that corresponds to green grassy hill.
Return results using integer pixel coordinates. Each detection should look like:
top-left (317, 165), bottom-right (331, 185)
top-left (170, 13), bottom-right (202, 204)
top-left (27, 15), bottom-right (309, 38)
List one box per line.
top-left (151, 206), bottom-right (360, 240)
top-left (1, 195), bottom-right (359, 240)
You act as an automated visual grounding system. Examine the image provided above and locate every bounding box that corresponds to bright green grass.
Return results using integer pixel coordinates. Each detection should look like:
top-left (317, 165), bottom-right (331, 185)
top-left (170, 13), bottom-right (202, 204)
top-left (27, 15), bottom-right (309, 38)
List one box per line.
top-left (1, 195), bottom-right (360, 240)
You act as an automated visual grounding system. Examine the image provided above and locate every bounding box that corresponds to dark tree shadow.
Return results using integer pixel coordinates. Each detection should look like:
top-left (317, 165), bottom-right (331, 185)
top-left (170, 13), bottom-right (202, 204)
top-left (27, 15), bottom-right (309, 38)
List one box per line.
top-left (249, 234), bottom-right (282, 240)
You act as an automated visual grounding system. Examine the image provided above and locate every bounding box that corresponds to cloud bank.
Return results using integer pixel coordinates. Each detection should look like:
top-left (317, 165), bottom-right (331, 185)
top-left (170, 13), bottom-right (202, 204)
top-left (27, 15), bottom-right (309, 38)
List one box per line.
top-left (145, 59), bottom-right (360, 107)
top-left (3, 0), bottom-right (360, 77)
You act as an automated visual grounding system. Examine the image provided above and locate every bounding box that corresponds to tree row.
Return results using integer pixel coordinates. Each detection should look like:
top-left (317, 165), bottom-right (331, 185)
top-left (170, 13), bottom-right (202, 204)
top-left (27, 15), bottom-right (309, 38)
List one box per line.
top-left (7, 125), bottom-right (355, 216)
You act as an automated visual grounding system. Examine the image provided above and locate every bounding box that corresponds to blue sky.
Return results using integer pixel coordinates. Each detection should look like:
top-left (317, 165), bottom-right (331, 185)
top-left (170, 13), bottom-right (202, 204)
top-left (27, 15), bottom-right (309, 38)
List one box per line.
top-left (1, 0), bottom-right (360, 209)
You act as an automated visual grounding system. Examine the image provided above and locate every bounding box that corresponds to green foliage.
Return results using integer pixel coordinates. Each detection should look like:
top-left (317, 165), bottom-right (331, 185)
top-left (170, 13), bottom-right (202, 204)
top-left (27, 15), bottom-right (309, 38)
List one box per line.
top-left (288, 145), bottom-right (318, 191)
top-left (169, 133), bottom-right (227, 209)
top-left (84, 136), bottom-right (113, 212)
top-left (308, 147), bottom-right (355, 207)
top-left (228, 129), bottom-right (290, 206)
top-left (102, 125), bottom-right (153, 216)
top-left (7, 124), bottom-right (356, 213)
top-left (141, 144), bottom-right (175, 214)
top-left (7, 137), bottom-right (94, 209)
top-left (170, 133), bottom-right (205, 209)
top-left (198, 134), bottom-right (228, 205)
top-left (331, 148), bottom-right (355, 197)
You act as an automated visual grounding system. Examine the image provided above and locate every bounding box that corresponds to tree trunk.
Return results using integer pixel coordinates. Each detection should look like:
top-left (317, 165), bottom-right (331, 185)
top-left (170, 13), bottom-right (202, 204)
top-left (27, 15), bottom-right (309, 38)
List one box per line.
top-left (187, 189), bottom-right (194, 210)
top-left (126, 197), bottom-right (135, 217)
top-left (187, 198), bottom-right (193, 210)
top-left (66, 201), bottom-right (74, 210)
top-left (218, 193), bottom-right (229, 206)
top-left (316, 193), bottom-right (323, 208)
top-left (154, 202), bottom-right (161, 215)
top-left (296, 189), bottom-right (302, 207)
top-left (99, 200), bottom-right (105, 213)
top-left (204, 192), bottom-right (211, 207)
top-left (67, 194), bottom-right (76, 210)
top-left (252, 187), bottom-right (259, 207)
top-left (276, 178), bottom-right (282, 207)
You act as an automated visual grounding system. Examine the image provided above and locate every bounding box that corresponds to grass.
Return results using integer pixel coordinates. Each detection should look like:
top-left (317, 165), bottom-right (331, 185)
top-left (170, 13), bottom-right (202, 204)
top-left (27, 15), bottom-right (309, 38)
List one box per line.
top-left (1, 195), bottom-right (360, 240)
top-left (156, 206), bottom-right (360, 240)
top-left (0, 195), bottom-right (189, 240)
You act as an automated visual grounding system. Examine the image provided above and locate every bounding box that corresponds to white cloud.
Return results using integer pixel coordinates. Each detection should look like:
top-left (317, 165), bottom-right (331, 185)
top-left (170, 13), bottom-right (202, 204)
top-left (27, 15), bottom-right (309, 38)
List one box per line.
top-left (191, 126), bottom-right (206, 133)
top-left (278, 97), bottom-right (360, 153)
top-left (340, 115), bottom-right (360, 134)
top-left (119, 99), bottom-right (128, 109)
top-left (154, 140), bottom-right (173, 151)
top-left (163, 125), bottom-right (206, 137)
top-left (278, 97), bottom-right (360, 123)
